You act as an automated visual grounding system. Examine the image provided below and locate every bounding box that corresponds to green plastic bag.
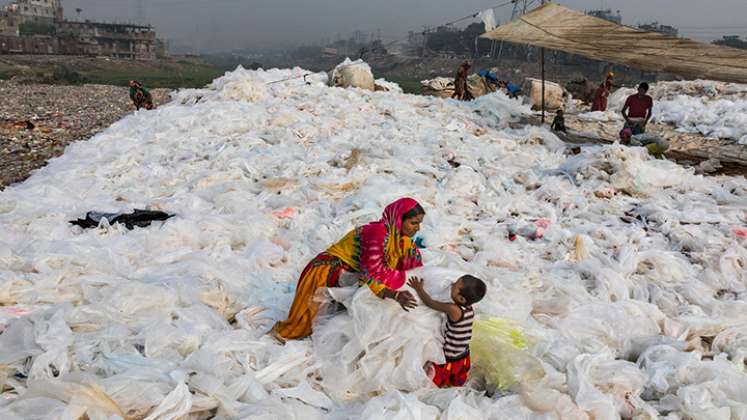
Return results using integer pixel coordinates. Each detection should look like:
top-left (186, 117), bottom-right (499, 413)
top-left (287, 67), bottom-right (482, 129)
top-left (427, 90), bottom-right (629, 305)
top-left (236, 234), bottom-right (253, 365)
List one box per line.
top-left (470, 318), bottom-right (544, 390)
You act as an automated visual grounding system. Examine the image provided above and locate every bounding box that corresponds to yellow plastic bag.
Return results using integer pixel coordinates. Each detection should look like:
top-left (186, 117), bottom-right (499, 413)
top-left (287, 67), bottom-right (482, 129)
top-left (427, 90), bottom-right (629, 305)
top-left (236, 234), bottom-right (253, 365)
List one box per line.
top-left (470, 318), bottom-right (544, 390)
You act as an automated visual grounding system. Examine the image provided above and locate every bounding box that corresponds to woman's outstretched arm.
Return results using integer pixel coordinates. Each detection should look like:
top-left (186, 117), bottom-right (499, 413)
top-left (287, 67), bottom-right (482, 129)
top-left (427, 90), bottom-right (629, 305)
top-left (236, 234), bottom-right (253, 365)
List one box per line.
top-left (359, 223), bottom-right (417, 310)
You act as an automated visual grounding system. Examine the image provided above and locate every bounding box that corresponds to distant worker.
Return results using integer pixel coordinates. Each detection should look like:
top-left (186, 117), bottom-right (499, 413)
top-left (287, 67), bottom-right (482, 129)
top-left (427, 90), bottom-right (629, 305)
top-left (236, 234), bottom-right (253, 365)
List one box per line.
top-left (129, 80), bottom-right (154, 111)
top-left (591, 71), bottom-right (615, 111)
top-left (452, 60), bottom-right (473, 101)
top-left (551, 109), bottom-right (567, 133)
top-left (499, 80), bottom-right (521, 99)
top-left (478, 69), bottom-right (498, 84)
top-left (621, 82), bottom-right (653, 135)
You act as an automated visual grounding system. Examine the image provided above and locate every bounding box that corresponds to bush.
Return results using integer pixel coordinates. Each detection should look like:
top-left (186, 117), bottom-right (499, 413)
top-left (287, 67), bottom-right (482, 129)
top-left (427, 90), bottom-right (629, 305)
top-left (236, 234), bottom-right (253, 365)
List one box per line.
top-left (57, 31), bottom-right (79, 41)
top-left (52, 65), bottom-right (87, 84)
top-left (19, 22), bottom-right (56, 36)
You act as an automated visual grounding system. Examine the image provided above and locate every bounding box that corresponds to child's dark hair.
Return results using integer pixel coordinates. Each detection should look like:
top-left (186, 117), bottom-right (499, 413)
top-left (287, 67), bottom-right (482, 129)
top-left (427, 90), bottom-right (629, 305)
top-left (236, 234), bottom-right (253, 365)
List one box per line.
top-left (402, 203), bottom-right (425, 221)
top-left (458, 275), bottom-right (486, 305)
top-left (639, 82), bottom-right (650, 92)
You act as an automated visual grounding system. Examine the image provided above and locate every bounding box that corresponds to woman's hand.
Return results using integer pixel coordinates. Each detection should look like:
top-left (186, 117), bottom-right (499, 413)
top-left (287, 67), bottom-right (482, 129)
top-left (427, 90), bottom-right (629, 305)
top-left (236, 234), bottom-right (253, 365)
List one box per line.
top-left (395, 290), bottom-right (417, 312)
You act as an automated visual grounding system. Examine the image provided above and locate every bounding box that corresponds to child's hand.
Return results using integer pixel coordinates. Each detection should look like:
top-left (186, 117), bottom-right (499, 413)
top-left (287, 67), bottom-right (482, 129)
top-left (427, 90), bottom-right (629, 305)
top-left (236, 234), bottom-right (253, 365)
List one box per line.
top-left (407, 276), bottom-right (425, 292)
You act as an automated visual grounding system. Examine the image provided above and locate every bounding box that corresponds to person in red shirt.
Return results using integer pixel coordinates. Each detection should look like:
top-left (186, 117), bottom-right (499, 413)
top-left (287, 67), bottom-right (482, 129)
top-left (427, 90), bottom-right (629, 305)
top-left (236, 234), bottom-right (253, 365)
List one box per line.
top-left (621, 82), bottom-right (653, 135)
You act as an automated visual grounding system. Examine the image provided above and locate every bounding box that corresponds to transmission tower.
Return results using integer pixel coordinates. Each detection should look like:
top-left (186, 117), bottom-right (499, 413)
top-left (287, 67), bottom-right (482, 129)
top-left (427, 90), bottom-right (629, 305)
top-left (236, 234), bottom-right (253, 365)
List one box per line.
top-left (135, 0), bottom-right (146, 25)
top-left (495, 0), bottom-right (532, 60)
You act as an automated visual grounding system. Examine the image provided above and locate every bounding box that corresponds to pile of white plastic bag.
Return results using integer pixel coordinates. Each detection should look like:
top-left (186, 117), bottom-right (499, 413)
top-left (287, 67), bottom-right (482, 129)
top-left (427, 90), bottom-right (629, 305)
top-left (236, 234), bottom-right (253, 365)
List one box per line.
top-left (1, 62), bottom-right (746, 419)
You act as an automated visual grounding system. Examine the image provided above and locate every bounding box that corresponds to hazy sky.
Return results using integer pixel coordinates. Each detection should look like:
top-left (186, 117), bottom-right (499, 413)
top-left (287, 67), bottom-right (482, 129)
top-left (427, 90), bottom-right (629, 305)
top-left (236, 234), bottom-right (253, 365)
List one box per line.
top-left (5, 0), bottom-right (747, 52)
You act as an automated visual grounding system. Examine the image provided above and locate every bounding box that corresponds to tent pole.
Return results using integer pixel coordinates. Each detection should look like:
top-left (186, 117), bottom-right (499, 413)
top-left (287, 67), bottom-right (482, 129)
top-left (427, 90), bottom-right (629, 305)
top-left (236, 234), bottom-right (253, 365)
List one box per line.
top-left (540, 0), bottom-right (546, 124)
top-left (541, 47), bottom-right (545, 124)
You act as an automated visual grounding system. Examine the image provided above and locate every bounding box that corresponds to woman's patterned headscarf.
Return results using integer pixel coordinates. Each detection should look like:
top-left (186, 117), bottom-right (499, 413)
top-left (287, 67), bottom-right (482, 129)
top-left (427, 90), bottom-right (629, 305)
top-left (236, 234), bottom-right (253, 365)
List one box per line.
top-left (381, 197), bottom-right (420, 235)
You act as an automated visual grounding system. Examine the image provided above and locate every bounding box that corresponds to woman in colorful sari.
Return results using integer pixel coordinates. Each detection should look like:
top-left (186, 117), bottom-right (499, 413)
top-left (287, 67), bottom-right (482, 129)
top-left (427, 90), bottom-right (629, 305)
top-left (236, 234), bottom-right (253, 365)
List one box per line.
top-left (591, 72), bottom-right (615, 112)
top-left (271, 198), bottom-right (425, 341)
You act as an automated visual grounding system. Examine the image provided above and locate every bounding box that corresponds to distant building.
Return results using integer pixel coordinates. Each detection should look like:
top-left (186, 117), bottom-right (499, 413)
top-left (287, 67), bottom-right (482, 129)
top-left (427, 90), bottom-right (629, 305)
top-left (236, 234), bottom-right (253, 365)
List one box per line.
top-left (321, 47), bottom-right (338, 57)
top-left (713, 35), bottom-right (747, 50)
top-left (57, 21), bottom-right (157, 60)
top-left (586, 9), bottom-right (622, 24)
top-left (7, 0), bottom-right (63, 25)
top-left (0, 10), bottom-right (19, 35)
top-left (350, 30), bottom-right (368, 45)
top-left (386, 31), bottom-right (422, 57)
top-left (0, 0), bottom-right (164, 59)
top-left (639, 22), bottom-right (678, 37)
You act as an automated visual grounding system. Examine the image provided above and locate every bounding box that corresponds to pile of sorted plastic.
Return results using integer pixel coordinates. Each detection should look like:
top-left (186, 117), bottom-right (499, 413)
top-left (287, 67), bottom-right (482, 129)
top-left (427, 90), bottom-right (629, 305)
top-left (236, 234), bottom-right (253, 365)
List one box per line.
top-left (1, 63), bottom-right (746, 419)
top-left (421, 77), bottom-right (456, 98)
top-left (602, 80), bottom-right (747, 144)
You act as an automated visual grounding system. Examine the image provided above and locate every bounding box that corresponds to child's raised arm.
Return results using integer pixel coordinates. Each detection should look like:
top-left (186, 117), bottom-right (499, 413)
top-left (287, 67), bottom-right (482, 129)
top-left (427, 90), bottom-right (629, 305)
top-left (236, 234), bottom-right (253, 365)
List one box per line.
top-left (407, 277), bottom-right (462, 322)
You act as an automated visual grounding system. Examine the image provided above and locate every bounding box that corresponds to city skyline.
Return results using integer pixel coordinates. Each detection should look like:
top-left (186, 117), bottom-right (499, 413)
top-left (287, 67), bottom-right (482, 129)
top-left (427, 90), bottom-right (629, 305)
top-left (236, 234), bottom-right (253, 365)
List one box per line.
top-left (2, 0), bottom-right (745, 52)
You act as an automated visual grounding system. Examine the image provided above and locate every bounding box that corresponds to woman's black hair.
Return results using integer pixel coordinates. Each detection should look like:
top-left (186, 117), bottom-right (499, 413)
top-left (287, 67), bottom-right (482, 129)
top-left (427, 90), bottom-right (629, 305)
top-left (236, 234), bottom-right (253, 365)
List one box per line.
top-left (459, 275), bottom-right (487, 305)
top-left (402, 203), bottom-right (426, 221)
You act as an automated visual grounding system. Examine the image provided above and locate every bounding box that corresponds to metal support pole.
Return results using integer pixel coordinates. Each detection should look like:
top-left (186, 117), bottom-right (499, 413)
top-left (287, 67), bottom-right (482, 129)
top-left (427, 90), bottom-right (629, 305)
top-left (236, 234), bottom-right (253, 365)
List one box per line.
top-left (541, 46), bottom-right (545, 124)
top-left (540, 0), bottom-right (546, 124)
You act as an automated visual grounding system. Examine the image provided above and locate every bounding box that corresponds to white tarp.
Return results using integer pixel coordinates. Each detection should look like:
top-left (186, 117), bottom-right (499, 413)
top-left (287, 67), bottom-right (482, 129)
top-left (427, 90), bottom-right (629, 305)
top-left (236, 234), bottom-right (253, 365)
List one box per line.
top-left (481, 3), bottom-right (747, 84)
top-left (478, 9), bottom-right (497, 32)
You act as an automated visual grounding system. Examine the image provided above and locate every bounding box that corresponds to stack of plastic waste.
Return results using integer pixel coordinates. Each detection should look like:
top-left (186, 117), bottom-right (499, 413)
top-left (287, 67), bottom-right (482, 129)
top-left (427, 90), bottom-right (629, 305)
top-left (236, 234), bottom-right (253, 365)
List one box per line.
top-left (374, 78), bottom-right (403, 93)
top-left (0, 63), bottom-right (746, 419)
top-left (328, 58), bottom-right (375, 91)
top-left (420, 77), bottom-right (456, 98)
top-left (604, 80), bottom-right (747, 144)
top-left (420, 74), bottom-right (498, 99)
top-left (521, 78), bottom-right (565, 111)
top-left (466, 74), bottom-right (497, 98)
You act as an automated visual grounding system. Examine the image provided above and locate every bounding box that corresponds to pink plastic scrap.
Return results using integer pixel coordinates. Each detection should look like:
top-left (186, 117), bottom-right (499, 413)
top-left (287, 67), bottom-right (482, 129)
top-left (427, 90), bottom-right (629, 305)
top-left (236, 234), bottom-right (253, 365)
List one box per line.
top-left (272, 208), bottom-right (296, 219)
top-left (0, 306), bottom-right (34, 316)
top-left (0, 306), bottom-right (36, 332)
top-left (535, 219), bottom-right (551, 238)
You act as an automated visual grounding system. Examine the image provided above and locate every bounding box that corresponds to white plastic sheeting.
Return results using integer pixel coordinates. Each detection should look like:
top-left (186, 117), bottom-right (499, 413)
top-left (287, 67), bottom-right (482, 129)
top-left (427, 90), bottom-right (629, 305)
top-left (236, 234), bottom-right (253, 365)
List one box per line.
top-left (478, 9), bottom-right (497, 32)
top-left (0, 63), bottom-right (746, 419)
top-left (599, 80), bottom-right (747, 144)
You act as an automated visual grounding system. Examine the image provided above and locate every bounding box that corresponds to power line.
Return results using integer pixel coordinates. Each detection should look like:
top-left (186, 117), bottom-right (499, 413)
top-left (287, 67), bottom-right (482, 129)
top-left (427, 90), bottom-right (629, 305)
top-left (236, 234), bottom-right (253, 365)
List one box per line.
top-left (376, 1), bottom-right (517, 49)
top-left (440, 0), bottom-right (517, 27)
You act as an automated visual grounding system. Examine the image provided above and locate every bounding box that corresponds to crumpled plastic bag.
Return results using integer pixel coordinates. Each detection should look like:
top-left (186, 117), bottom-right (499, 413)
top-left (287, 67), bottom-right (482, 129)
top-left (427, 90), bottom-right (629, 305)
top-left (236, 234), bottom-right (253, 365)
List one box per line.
top-left (359, 391), bottom-right (440, 420)
top-left (470, 318), bottom-right (544, 390)
top-left (567, 351), bottom-right (649, 419)
top-left (13, 373), bottom-right (127, 420)
top-left (312, 266), bottom-right (463, 400)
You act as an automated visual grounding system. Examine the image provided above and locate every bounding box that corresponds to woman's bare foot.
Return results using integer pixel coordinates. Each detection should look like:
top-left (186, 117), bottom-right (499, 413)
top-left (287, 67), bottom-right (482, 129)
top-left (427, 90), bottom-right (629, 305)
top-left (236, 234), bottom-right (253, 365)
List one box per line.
top-left (268, 324), bottom-right (287, 344)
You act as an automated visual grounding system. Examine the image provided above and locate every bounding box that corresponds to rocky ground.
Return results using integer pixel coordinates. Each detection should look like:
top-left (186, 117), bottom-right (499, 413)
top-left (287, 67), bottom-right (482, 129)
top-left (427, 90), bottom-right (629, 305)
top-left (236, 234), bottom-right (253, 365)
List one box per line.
top-left (0, 81), bottom-right (170, 189)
